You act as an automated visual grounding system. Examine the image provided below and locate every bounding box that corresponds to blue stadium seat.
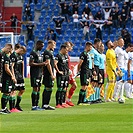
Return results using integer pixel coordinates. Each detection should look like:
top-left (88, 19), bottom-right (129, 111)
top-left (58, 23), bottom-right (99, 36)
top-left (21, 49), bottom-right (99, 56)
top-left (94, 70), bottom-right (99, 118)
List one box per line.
top-left (66, 29), bottom-right (71, 35)
top-left (62, 22), bottom-right (68, 30)
top-left (45, 16), bottom-right (51, 22)
top-left (38, 35), bottom-right (44, 41)
top-left (47, 10), bottom-right (52, 16)
top-left (34, 29), bottom-right (40, 37)
top-left (27, 40), bottom-right (34, 47)
top-left (109, 34), bottom-right (115, 41)
top-left (36, 2), bottom-right (42, 11)
top-left (30, 3), bottom-right (35, 10)
top-left (73, 28), bottom-right (78, 35)
top-left (41, 29), bottom-right (46, 35)
top-left (39, 15), bottom-right (44, 23)
top-left (49, 3), bottom-right (54, 9)
top-left (59, 34), bottom-right (63, 40)
top-left (43, 22), bottom-right (48, 29)
top-left (53, 9), bottom-right (59, 16)
top-left (36, 23), bottom-right (42, 30)
top-left (41, 9), bottom-right (46, 16)
top-left (64, 34), bottom-right (69, 41)
top-left (49, 22), bottom-right (55, 29)
top-left (68, 22), bottom-right (73, 29)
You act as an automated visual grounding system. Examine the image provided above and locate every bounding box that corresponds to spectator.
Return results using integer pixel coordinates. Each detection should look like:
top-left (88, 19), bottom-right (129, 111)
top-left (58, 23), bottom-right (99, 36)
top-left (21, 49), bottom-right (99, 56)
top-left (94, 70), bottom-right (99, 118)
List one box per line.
top-left (103, 8), bottom-right (112, 20)
top-left (26, 23), bottom-right (34, 41)
top-left (59, 2), bottom-right (70, 22)
top-left (72, 3), bottom-right (79, 14)
top-left (44, 27), bottom-right (51, 41)
top-left (110, 8), bottom-right (119, 28)
top-left (53, 16), bottom-right (65, 35)
top-left (119, 9), bottom-right (128, 29)
top-left (29, 0), bottom-right (38, 4)
top-left (82, 11), bottom-right (88, 21)
top-left (82, 4), bottom-right (91, 16)
top-left (122, 2), bottom-right (129, 13)
top-left (0, 13), bottom-right (2, 21)
top-left (129, 7), bottom-right (133, 27)
top-left (88, 12), bottom-right (94, 21)
top-left (121, 29), bottom-right (131, 48)
top-left (80, 21), bottom-right (90, 40)
top-left (10, 13), bottom-right (18, 32)
top-left (94, 11), bottom-right (103, 20)
top-left (24, 4), bottom-right (31, 21)
top-left (111, 0), bottom-right (116, 6)
top-left (92, 21), bottom-right (106, 40)
top-left (49, 30), bottom-right (57, 41)
top-left (72, 11), bottom-right (79, 28)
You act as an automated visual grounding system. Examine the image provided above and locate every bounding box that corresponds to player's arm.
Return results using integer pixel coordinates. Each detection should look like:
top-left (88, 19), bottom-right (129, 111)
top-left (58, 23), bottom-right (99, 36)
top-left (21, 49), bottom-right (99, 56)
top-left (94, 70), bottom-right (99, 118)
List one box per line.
top-left (77, 59), bottom-right (83, 72)
top-left (46, 59), bottom-right (55, 80)
top-left (54, 59), bottom-right (63, 75)
top-left (128, 59), bottom-right (131, 77)
top-left (22, 60), bottom-right (24, 78)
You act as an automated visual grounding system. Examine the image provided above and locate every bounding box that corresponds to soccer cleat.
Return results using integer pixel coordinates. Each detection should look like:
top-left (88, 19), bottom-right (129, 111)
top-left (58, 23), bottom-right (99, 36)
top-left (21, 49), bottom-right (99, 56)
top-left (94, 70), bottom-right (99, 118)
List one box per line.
top-left (55, 104), bottom-right (64, 108)
top-left (43, 105), bottom-right (55, 110)
top-left (111, 98), bottom-right (117, 102)
top-left (106, 99), bottom-right (112, 102)
top-left (66, 101), bottom-right (74, 106)
top-left (15, 106), bottom-right (23, 111)
top-left (61, 103), bottom-right (70, 108)
top-left (0, 109), bottom-right (8, 114)
top-left (10, 108), bottom-right (21, 113)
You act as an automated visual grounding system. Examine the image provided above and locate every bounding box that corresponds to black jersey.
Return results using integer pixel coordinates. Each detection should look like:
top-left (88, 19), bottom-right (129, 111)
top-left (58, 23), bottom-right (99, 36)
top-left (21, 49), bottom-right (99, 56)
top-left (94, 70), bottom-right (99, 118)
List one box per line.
top-left (0, 50), bottom-right (3, 76)
top-left (43, 50), bottom-right (54, 75)
top-left (80, 51), bottom-right (89, 73)
top-left (2, 54), bottom-right (12, 80)
top-left (30, 50), bottom-right (43, 78)
top-left (55, 53), bottom-right (69, 75)
top-left (10, 52), bottom-right (23, 79)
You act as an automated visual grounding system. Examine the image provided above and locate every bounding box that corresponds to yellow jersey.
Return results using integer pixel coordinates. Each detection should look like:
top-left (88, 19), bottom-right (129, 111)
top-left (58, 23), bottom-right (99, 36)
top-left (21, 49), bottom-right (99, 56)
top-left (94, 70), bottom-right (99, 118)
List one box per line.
top-left (106, 49), bottom-right (117, 72)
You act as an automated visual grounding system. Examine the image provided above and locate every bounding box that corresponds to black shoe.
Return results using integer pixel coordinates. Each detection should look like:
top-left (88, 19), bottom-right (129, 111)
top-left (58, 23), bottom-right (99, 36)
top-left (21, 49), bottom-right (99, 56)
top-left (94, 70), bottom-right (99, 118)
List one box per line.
top-left (5, 108), bottom-right (11, 114)
top-left (42, 105), bottom-right (55, 110)
top-left (16, 106), bottom-right (23, 111)
top-left (0, 108), bottom-right (10, 114)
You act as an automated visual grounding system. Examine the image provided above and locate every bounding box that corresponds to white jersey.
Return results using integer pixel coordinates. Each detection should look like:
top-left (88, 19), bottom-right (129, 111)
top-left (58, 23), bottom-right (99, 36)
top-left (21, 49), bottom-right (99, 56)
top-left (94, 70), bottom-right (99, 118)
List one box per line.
top-left (115, 46), bottom-right (125, 69)
top-left (123, 50), bottom-right (129, 70)
top-left (128, 52), bottom-right (133, 71)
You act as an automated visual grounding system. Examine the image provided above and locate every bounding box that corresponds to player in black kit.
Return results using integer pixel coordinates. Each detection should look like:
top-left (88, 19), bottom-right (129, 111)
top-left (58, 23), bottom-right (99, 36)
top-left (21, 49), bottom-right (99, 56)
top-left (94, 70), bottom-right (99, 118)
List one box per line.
top-left (54, 44), bottom-right (69, 108)
top-left (77, 42), bottom-right (92, 105)
top-left (10, 44), bottom-right (26, 112)
top-left (0, 44), bottom-right (15, 114)
top-left (42, 40), bottom-right (56, 110)
top-left (29, 40), bottom-right (47, 110)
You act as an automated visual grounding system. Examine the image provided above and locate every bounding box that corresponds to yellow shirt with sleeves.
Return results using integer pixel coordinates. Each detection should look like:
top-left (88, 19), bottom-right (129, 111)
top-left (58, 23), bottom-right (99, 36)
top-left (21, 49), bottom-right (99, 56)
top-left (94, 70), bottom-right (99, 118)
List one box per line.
top-left (106, 49), bottom-right (117, 72)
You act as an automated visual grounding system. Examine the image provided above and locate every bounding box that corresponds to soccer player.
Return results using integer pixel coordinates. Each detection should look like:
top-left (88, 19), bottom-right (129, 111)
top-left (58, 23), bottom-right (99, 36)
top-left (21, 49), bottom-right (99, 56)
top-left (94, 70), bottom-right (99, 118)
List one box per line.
top-left (42, 40), bottom-right (56, 110)
top-left (105, 40), bottom-right (119, 102)
top-left (0, 44), bottom-right (15, 114)
top-left (10, 44), bottom-right (26, 112)
top-left (65, 42), bottom-right (77, 106)
top-left (29, 40), bottom-right (46, 110)
top-left (55, 44), bottom-right (69, 108)
top-left (113, 37), bottom-right (126, 101)
top-left (77, 42), bottom-right (92, 105)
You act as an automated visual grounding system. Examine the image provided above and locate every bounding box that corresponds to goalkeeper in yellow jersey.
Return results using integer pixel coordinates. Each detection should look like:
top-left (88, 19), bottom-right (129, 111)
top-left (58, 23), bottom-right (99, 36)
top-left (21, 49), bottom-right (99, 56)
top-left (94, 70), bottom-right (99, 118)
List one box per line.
top-left (105, 40), bottom-right (120, 102)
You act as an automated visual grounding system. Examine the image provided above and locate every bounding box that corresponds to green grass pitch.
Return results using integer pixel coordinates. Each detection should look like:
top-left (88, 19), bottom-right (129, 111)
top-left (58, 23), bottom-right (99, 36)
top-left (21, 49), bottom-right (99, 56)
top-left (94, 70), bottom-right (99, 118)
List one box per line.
top-left (0, 78), bottom-right (133, 133)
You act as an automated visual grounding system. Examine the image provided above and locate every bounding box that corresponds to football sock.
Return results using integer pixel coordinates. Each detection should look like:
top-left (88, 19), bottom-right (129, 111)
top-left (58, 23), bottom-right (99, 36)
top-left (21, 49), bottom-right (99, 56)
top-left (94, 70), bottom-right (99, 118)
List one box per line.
top-left (124, 82), bottom-right (131, 97)
top-left (56, 88), bottom-right (62, 105)
top-left (78, 89), bottom-right (85, 104)
top-left (62, 89), bottom-right (67, 103)
top-left (1, 94), bottom-right (9, 109)
top-left (68, 86), bottom-right (76, 99)
top-left (106, 82), bottom-right (114, 100)
top-left (31, 91), bottom-right (37, 107)
top-left (16, 96), bottom-right (22, 107)
top-left (36, 91), bottom-right (40, 106)
top-left (42, 87), bottom-right (52, 106)
top-left (9, 96), bottom-right (15, 110)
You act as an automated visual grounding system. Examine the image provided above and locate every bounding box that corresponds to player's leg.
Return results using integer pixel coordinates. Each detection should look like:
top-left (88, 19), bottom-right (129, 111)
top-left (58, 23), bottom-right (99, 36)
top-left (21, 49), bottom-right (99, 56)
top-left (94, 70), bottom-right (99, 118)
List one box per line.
top-left (42, 75), bottom-right (55, 110)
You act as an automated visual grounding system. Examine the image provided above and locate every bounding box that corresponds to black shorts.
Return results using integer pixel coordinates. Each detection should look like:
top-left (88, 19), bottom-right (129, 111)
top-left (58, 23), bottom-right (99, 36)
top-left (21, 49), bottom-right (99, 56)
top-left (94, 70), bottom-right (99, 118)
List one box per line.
top-left (80, 72), bottom-right (89, 86)
top-left (99, 69), bottom-right (104, 84)
top-left (1, 79), bottom-right (13, 93)
top-left (92, 65), bottom-right (99, 82)
top-left (30, 77), bottom-right (42, 87)
top-left (56, 75), bottom-right (69, 88)
top-left (88, 69), bottom-right (92, 81)
top-left (15, 79), bottom-right (25, 91)
top-left (42, 75), bottom-right (54, 88)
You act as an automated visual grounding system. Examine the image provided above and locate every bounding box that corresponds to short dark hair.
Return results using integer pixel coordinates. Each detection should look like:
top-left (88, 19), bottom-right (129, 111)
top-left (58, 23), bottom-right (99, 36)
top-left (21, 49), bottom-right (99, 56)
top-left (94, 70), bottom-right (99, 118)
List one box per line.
top-left (15, 43), bottom-right (21, 50)
top-left (60, 44), bottom-right (67, 50)
top-left (117, 36), bottom-right (123, 41)
top-left (36, 40), bottom-right (44, 45)
top-left (105, 40), bottom-right (111, 46)
top-left (5, 43), bottom-right (13, 49)
top-left (94, 38), bottom-right (101, 44)
top-left (85, 42), bottom-right (92, 46)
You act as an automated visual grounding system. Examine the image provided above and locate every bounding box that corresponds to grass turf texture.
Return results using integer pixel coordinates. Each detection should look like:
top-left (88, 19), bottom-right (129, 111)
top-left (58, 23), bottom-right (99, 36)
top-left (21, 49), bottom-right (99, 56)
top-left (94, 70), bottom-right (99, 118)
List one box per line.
top-left (0, 78), bottom-right (133, 133)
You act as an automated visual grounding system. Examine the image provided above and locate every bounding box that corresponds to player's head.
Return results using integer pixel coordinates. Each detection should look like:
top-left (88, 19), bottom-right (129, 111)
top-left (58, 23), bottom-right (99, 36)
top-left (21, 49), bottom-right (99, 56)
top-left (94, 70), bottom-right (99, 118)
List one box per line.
top-left (15, 43), bottom-right (21, 50)
top-left (19, 46), bottom-right (27, 55)
top-left (3, 44), bottom-right (13, 54)
top-left (64, 41), bottom-right (74, 52)
top-left (94, 38), bottom-right (101, 49)
top-left (47, 40), bottom-right (56, 51)
top-left (85, 42), bottom-right (92, 52)
top-left (99, 43), bottom-right (104, 53)
top-left (105, 40), bottom-right (114, 49)
top-left (117, 37), bottom-right (124, 48)
top-left (36, 40), bottom-right (44, 51)
top-left (60, 44), bottom-right (68, 55)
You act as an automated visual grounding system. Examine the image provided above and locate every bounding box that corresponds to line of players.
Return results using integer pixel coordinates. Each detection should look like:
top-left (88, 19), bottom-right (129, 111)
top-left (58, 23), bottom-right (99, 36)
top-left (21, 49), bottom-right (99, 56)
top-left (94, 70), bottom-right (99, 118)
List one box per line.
top-left (0, 37), bottom-right (133, 114)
